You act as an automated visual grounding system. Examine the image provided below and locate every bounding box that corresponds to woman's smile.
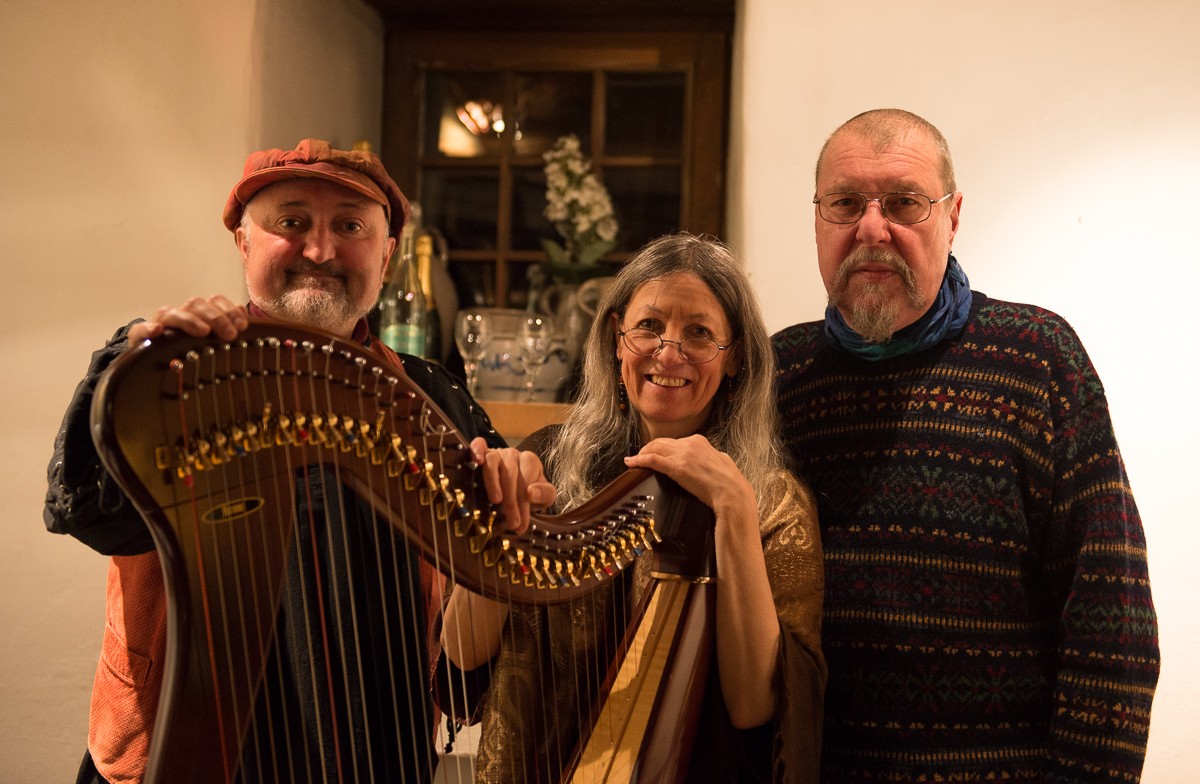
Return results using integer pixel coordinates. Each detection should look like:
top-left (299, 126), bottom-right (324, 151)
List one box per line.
top-left (648, 374), bottom-right (688, 388)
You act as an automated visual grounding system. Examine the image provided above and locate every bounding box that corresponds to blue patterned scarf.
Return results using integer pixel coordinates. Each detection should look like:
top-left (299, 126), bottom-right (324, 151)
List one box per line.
top-left (824, 254), bottom-right (972, 361)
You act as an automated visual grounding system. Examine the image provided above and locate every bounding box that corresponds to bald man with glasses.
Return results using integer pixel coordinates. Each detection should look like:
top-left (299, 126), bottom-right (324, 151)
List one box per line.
top-left (773, 109), bottom-right (1159, 783)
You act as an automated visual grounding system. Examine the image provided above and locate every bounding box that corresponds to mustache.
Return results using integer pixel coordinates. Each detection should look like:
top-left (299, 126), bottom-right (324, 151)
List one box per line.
top-left (827, 247), bottom-right (924, 320)
top-left (286, 261), bottom-right (346, 278)
top-left (836, 247), bottom-right (909, 278)
top-left (830, 247), bottom-right (915, 294)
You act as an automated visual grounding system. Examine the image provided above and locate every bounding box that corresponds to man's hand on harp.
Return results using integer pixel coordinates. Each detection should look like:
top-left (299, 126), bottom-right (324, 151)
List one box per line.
top-left (127, 294), bottom-right (249, 346)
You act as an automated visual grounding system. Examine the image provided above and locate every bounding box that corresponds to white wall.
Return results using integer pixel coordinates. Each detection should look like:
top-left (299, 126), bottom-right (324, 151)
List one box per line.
top-left (729, 1), bottom-right (1200, 781)
top-left (0, 0), bottom-right (384, 780)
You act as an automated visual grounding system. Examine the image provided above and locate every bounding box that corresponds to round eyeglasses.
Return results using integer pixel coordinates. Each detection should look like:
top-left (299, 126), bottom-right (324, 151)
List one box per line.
top-left (813, 191), bottom-right (954, 225)
top-left (617, 327), bottom-right (734, 365)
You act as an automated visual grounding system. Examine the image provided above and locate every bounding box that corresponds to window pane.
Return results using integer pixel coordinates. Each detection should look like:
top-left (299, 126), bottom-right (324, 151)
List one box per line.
top-left (506, 262), bottom-right (536, 312)
top-left (605, 71), bottom-right (686, 158)
top-left (605, 167), bottom-right (682, 251)
top-left (423, 70), bottom-right (507, 159)
top-left (511, 168), bottom-right (549, 251)
top-left (420, 170), bottom-right (499, 251)
top-left (512, 71), bottom-right (593, 158)
top-left (448, 261), bottom-right (495, 308)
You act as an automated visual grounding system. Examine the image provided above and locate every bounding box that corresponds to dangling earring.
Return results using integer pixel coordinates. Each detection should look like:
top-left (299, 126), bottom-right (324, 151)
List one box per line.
top-left (616, 357), bottom-right (629, 411)
top-left (724, 374), bottom-right (737, 402)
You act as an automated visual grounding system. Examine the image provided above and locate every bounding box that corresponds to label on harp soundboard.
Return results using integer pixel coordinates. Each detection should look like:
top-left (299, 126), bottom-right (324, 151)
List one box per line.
top-left (201, 497), bottom-right (265, 525)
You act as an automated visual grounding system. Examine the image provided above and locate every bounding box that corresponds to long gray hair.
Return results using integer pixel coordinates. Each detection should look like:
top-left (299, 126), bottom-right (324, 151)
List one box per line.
top-left (545, 233), bottom-right (787, 520)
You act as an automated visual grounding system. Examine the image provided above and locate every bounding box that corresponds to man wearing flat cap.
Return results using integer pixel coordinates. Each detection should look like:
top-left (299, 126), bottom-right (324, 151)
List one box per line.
top-left (45, 140), bottom-right (553, 784)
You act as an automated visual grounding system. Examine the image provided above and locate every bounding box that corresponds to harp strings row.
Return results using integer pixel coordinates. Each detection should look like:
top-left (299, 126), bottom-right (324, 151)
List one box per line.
top-left (160, 338), bottom-right (662, 597)
top-left (166, 335), bottom-right (452, 782)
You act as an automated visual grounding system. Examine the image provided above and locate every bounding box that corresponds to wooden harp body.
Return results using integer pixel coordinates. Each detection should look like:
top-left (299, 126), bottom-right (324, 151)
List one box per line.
top-left (91, 320), bottom-right (714, 783)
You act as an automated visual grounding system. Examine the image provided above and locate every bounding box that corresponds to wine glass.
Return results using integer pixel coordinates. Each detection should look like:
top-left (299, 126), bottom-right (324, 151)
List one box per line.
top-left (518, 316), bottom-right (556, 402)
top-left (454, 310), bottom-right (490, 397)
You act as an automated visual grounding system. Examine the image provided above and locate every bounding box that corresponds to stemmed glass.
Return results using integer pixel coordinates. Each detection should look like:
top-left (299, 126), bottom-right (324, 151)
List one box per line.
top-left (454, 310), bottom-right (490, 397)
top-left (518, 316), bottom-right (556, 402)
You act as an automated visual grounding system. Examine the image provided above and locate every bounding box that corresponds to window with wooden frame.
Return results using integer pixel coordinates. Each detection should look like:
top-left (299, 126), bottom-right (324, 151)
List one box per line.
top-left (379, 29), bottom-right (731, 310)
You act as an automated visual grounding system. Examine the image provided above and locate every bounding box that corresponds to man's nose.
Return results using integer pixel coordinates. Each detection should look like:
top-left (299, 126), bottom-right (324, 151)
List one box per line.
top-left (302, 225), bottom-right (336, 263)
top-left (855, 200), bottom-right (893, 245)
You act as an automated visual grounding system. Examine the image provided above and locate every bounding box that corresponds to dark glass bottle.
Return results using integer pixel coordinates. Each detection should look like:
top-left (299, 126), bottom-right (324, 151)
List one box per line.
top-left (417, 233), bottom-right (442, 362)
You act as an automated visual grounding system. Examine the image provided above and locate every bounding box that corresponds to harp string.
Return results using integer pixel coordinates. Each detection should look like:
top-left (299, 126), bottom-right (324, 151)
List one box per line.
top-left (270, 337), bottom-right (323, 782)
top-left (225, 343), bottom-right (274, 782)
top-left (321, 340), bottom-right (375, 781)
top-left (209, 343), bottom-right (255, 779)
top-left (229, 339), bottom-right (286, 782)
top-left (199, 344), bottom-right (249, 781)
top-left (422, 398), bottom-right (459, 780)
top-left (344, 350), bottom-right (397, 780)
top-left (243, 339), bottom-right (285, 777)
top-left (171, 355), bottom-right (234, 783)
top-left (435, 475), bottom-right (501, 779)
top-left (428, 365), bottom-right (489, 781)
top-left (278, 338), bottom-right (343, 783)
top-left (406, 362), bottom-right (444, 782)
top-left (431, 405), bottom-right (517, 780)
top-left (582, 555), bottom-right (631, 784)
top-left (303, 342), bottom-right (365, 783)
top-left (276, 343), bottom-right (312, 774)
top-left (225, 340), bottom-right (259, 779)
top-left (344, 347), bottom-right (421, 782)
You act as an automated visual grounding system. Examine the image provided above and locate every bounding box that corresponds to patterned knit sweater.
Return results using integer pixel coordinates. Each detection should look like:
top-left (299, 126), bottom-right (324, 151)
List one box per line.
top-left (772, 292), bottom-right (1158, 783)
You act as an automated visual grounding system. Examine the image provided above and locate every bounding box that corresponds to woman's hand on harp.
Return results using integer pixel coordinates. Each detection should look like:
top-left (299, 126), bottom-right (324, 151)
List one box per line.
top-left (127, 295), bottom-right (249, 347)
top-left (623, 434), bottom-right (755, 522)
top-left (469, 437), bottom-right (556, 536)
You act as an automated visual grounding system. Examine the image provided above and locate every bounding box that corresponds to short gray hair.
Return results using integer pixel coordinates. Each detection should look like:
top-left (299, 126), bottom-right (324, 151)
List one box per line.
top-left (815, 108), bottom-right (957, 194)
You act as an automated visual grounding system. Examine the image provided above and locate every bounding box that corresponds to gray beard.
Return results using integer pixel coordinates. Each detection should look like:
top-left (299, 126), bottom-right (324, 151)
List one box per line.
top-left (256, 289), bottom-right (363, 335)
top-left (828, 248), bottom-right (927, 344)
top-left (846, 286), bottom-right (902, 343)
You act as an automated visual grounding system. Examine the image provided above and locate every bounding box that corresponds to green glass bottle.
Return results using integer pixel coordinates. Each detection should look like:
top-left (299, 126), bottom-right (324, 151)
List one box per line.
top-left (378, 209), bottom-right (426, 356)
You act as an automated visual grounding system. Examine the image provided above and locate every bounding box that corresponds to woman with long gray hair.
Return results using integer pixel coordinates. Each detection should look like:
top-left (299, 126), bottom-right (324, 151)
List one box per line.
top-left (443, 233), bottom-right (825, 783)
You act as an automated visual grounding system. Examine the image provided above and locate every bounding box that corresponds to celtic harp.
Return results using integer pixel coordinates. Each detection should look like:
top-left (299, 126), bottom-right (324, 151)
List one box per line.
top-left (90, 320), bottom-right (715, 784)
